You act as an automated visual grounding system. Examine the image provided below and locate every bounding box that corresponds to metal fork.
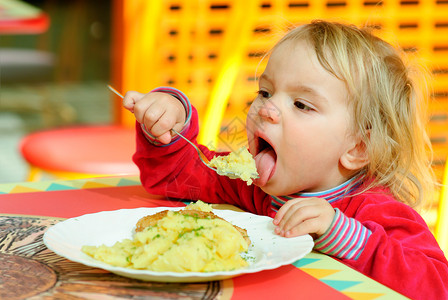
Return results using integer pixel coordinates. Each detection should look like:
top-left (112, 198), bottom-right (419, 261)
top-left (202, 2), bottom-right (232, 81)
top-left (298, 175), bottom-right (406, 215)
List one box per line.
top-left (107, 85), bottom-right (258, 180)
top-left (171, 128), bottom-right (217, 171)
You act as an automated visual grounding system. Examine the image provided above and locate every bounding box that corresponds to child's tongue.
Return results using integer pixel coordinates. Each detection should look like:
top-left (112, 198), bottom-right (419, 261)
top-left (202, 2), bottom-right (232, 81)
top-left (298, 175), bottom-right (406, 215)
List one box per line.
top-left (254, 148), bottom-right (276, 186)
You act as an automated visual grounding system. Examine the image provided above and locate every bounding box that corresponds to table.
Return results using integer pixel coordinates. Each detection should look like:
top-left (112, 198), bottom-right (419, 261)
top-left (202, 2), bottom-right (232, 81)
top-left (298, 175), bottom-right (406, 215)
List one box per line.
top-left (0, 0), bottom-right (49, 34)
top-left (0, 176), bottom-right (408, 299)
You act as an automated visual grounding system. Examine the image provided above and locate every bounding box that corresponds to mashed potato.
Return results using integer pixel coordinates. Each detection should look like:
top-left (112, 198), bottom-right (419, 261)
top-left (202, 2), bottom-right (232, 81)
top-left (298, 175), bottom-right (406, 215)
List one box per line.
top-left (82, 201), bottom-right (250, 272)
top-left (208, 147), bottom-right (258, 185)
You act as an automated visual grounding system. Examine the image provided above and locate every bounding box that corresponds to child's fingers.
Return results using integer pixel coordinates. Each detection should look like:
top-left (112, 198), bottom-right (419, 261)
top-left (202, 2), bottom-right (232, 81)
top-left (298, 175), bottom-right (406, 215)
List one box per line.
top-left (144, 101), bottom-right (186, 138)
top-left (282, 215), bottom-right (322, 238)
top-left (135, 93), bottom-right (186, 130)
top-left (122, 91), bottom-right (144, 112)
top-left (132, 92), bottom-right (166, 124)
top-left (273, 199), bottom-right (298, 225)
top-left (135, 102), bottom-right (171, 131)
top-left (273, 199), bottom-right (305, 235)
top-left (274, 197), bottom-right (335, 238)
top-left (126, 91), bottom-right (187, 144)
top-left (157, 132), bottom-right (173, 145)
top-left (274, 198), bottom-right (311, 227)
top-left (275, 202), bottom-right (316, 235)
top-left (282, 215), bottom-right (321, 237)
top-left (156, 123), bottom-right (185, 144)
top-left (146, 113), bottom-right (176, 143)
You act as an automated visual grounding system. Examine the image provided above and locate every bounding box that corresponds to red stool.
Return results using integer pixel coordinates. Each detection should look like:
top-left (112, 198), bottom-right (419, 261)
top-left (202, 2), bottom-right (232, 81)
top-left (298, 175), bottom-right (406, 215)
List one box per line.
top-left (20, 125), bottom-right (139, 181)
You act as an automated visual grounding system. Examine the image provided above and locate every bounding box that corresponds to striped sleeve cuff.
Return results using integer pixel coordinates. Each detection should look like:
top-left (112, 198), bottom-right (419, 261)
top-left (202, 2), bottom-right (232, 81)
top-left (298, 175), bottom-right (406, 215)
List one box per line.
top-left (141, 87), bottom-right (192, 146)
top-left (314, 208), bottom-right (371, 260)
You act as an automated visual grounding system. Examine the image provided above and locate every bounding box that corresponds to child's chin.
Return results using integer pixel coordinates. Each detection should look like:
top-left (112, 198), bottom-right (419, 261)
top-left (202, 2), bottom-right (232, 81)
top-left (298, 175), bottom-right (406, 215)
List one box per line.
top-left (257, 181), bottom-right (278, 195)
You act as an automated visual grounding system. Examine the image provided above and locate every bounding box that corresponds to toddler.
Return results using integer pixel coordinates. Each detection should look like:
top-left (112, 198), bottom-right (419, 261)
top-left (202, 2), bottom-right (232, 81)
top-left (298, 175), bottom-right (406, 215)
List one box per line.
top-left (123, 20), bottom-right (448, 299)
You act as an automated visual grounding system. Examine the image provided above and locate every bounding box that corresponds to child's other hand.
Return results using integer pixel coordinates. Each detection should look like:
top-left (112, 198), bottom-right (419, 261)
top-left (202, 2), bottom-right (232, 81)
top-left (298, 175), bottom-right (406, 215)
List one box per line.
top-left (123, 91), bottom-right (186, 144)
top-left (273, 197), bottom-right (335, 239)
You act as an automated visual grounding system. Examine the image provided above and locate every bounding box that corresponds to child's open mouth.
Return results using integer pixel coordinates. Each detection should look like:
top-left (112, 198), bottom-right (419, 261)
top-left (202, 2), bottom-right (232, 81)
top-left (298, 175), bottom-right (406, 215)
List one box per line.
top-left (253, 136), bottom-right (277, 186)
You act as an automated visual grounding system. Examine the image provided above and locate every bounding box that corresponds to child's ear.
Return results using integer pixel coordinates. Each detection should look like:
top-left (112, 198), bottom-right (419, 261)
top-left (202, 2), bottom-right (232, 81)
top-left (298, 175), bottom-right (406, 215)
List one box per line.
top-left (340, 136), bottom-right (369, 171)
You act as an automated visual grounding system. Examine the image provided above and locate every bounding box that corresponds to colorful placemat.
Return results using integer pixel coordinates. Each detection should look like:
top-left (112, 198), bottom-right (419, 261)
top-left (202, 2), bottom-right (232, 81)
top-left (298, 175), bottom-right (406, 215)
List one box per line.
top-left (294, 253), bottom-right (408, 299)
top-left (0, 176), bottom-right (141, 194)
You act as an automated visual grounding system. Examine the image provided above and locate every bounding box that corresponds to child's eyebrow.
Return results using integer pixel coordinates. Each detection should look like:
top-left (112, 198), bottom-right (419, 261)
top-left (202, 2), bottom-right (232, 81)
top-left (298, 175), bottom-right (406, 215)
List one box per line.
top-left (259, 73), bottom-right (329, 104)
top-left (294, 85), bottom-right (329, 104)
top-left (259, 73), bottom-right (271, 84)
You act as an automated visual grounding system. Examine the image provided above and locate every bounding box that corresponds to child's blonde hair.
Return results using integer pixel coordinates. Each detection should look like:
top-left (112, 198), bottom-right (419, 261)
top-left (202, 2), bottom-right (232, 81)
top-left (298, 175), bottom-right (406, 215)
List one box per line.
top-left (274, 20), bottom-right (435, 208)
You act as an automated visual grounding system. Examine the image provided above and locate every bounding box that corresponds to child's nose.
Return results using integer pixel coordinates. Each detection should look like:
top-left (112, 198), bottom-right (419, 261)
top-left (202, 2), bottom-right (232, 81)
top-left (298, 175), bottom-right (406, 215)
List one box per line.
top-left (258, 100), bottom-right (280, 123)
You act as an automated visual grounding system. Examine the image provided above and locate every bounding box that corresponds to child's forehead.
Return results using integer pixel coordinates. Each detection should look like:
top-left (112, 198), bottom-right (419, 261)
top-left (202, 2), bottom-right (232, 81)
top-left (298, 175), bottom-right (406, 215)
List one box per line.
top-left (267, 38), bottom-right (338, 79)
top-left (269, 36), bottom-right (350, 88)
top-left (267, 39), bottom-right (317, 68)
top-left (272, 37), bottom-right (312, 54)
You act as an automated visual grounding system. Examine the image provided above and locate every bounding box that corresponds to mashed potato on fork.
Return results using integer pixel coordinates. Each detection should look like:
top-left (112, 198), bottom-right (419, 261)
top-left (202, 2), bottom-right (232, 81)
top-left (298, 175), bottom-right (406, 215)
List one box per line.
top-left (82, 201), bottom-right (250, 272)
top-left (208, 147), bottom-right (258, 185)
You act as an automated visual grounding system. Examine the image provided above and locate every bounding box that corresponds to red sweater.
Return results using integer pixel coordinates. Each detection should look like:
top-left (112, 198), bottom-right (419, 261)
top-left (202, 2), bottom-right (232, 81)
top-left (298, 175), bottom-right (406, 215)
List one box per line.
top-left (133, 88), bottom-right (448, 300)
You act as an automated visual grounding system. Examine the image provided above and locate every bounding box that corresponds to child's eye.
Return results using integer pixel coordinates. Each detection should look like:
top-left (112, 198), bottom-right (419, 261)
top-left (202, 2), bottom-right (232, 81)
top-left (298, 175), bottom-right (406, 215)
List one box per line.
top-left (294, 100), bottom-right (313, 111)
top-left (257, 90), bottom-right (271, 99)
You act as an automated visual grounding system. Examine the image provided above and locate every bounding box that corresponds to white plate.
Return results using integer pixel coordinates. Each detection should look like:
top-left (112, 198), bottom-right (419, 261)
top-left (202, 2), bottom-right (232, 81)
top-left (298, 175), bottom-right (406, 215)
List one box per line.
top-left (44, 207), bottom-right (314, 282)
